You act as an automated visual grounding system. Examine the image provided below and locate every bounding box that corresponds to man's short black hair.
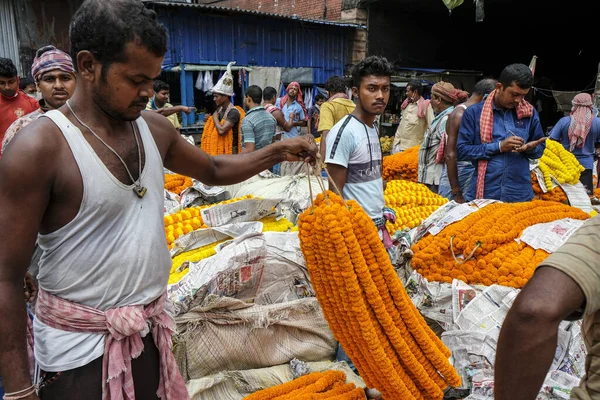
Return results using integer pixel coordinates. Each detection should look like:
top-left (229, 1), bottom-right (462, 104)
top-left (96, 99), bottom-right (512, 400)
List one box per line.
top-left (325, 76), bottom-right (347, 95)
top-left (351, 56), bottom-right (394, 88)
top-left (407, 79), bottom-right (423, 95)
top-left (245, 85), bottom-right (262, 104)
top-left (472, 78), bottom-right (498, 96)
top-left (153, 79), bottom-right (169, 93)
top-left (20, 77), bottom-right (34, 90)
top-left (70, 0), bottom-right (167, 75)
top-left (0, 58), bottom-right (18, 78)
top-left (315, 93), bottom-right (327, 102)
top-left (263, 86), bottom-right (278, 101)
top-left (498, 64), bottom-right (533, 90)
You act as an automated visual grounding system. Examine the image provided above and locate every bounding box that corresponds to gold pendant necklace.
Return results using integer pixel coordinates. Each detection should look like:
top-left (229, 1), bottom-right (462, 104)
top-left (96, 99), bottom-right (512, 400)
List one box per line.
top-left (66, 101), bottom-right (146, 198)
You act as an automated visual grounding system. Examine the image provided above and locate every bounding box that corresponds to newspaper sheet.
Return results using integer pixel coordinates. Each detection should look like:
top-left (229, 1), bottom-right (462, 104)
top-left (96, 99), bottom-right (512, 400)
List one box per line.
top-left (405, 271), bottom-right (454, 329)
top-left (532, 166), bottom-right (549, 192)
top-left (518, 218), bottom-right (585, 254)
top-left (537, 370), bottom-right (582, 400)
top-left (201, 198), bottom-right (281, 227)
top-left (559, 320), bottom-right (587, 379)
top-left (170, 222), bottom-right (264, 257)
top-left (451, 279), bottom-right (479, 324)
top-left (559, 182), bottom-right (592, 212)
top-left (428, 200), bottom-right (500, 236)
top-left (168, 232), bottom-right (267, 315)
top-left (455, 285), bottom-right (518, 341)
top-left (180, 182), bottom-right (230, 208)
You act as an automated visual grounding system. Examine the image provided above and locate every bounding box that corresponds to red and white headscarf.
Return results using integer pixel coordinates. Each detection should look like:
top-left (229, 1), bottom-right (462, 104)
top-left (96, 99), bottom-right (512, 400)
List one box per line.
top-left (280, 82), bottom-right (308, 120)
top-left (31, 45), bottom-right (75, 82)
top-left (568, 93), bottom-right (594, 151)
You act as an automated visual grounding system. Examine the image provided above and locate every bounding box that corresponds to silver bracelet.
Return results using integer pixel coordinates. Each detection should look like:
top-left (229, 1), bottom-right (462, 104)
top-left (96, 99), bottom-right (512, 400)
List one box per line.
top-left (3, 384), bottom-right (37, 400)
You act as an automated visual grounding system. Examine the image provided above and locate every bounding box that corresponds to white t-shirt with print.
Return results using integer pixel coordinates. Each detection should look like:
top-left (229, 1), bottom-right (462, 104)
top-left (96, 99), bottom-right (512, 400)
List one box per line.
top-left (325, 115), bottom-right (384, 220)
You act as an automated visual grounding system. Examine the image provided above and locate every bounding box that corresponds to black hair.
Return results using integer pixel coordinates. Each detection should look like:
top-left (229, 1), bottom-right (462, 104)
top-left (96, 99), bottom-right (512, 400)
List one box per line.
top-left (498, 64), bottom-right (532, 89)
top-left (245, 85), bottom-right (262, 104)
top-left (263, 86), bottom-right (278, 101)
top-left (70, 0), bottom-right (167, 75)
top-left (153, 79), bottom-right (169, 93)
top-left (324, 76), bottom-right (347, 95)
top-left (472, 78), bottom-right (498, 96)
top-left (407, 79), bottom-right (423, 95)
top-left (0, 57), bottom-right (17, 78)
top-left (315, 93), bottom-right (327, 102)
top-left (351, 56), bottom-right (394, 88)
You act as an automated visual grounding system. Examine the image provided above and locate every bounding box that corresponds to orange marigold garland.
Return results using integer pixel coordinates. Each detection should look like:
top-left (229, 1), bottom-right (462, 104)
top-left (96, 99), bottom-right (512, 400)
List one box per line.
top-left (298, 191), bottom-right (461, 400)
top-left (164, 173), bottom-right (193, 195)
top-left (411, 201), bottom-right (590, 288)
top-left (531, 172), bottom-right (567, 203)
top-left (382, 145), bottom-right (419, 182)
top-left (200, 106), bottom-right (246, 155)
top-left (243, 370), bottom-right (362, 400)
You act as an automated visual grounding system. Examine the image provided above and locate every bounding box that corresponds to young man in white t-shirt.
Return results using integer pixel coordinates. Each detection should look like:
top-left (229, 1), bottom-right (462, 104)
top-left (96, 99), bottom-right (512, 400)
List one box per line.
top-left (324, 56), bottom-right (396, 400)
top-left (325, 56), bottom-right (395, 243)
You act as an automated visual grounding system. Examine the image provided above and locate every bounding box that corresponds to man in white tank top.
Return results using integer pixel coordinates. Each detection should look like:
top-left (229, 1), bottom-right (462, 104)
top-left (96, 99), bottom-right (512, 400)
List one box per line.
top-left (0, 1), bottom-right (318, 399)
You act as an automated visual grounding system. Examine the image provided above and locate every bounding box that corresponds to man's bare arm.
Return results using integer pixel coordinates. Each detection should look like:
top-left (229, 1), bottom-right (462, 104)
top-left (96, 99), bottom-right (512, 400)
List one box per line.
top-left (0, 125), bottom-right (55, 398)
top-left (212, 110), bottom-right (235, 136)
top-left (325, 163), bottom-right (347, 196)
top-left (495, 267), bottom-right (585, 400)
top-left (271, 109), bottom-right (293, 132)
top-left (152, 105), bottom-right (192, 118)
top-left (146, 113), bottom-right (317, 185)
top-left (444, 111), bottom-right (465, 202)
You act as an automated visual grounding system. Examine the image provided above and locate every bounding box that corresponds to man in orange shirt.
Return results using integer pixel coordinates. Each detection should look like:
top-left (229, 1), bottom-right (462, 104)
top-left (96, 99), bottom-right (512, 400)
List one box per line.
top-left (0, 58), bottom-right (39, 153)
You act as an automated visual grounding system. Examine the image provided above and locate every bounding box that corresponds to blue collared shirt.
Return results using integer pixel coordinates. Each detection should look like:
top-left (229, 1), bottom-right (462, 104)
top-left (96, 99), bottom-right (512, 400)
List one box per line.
top-left (457, 101), bottom-right (545, 202)
top-left (549, 116), bottom-right (600, 170)
top-left (278, 99), bottom-right (306, 139)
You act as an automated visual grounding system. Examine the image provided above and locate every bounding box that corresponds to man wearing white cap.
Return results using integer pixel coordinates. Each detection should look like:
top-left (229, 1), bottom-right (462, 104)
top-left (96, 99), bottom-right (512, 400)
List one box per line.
top-left (204, 62), bottom-right (243, 152)
top-left (2, 45), bottom-right (76, 154)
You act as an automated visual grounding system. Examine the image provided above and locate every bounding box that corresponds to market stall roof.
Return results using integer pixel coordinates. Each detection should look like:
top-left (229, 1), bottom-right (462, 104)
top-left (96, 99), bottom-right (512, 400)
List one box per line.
top-left (143, 1), bottom-right (367, 28)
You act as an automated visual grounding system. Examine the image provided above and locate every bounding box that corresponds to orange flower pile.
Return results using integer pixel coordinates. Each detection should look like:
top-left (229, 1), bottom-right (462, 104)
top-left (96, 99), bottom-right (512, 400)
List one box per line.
top-left (164, 195), bottom-right (253, 249)
top-left (200, 106), bottom-right (246, 155)
top-left (243, 370), bottom-right (365, 400)
top-left (593, 188), bottom-right (600, 198)
top-left (385, 180), bottom-right (448, 233)
top-left (382, 146), bottom-right (419, 182)
top-left (411, 201), bottom-right (590, 288)
top-left (531, 172), bottom-right (568, 203)
top-left (298, 191), bottom-right (461, 400)
top-left (164, 173), bottom-right (193, 195)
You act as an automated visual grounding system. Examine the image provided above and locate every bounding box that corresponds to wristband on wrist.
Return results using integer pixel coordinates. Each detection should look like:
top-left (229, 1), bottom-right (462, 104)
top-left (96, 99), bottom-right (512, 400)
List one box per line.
top-left (498, 140), bottom-right (503, 153)
top-left (3, 384), bottom-right (37, 400)
top-left (451, 188), bottom-right (462, 195)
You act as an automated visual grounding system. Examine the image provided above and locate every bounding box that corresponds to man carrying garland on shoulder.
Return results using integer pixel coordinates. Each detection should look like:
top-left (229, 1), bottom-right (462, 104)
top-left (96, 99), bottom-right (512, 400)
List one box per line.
top-left (201, 62), bottom-right (245, 155)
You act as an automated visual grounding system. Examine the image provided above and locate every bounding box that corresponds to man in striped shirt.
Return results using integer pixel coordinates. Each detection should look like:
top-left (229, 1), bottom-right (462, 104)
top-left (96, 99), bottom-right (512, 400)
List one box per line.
top-left (241, 85), bottom-right (277, 153)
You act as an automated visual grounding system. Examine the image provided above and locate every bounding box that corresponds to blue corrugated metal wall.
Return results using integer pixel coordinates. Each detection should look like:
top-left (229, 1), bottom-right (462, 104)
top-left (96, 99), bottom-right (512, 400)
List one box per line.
top-left (158, 7), bottom-right (350, 84)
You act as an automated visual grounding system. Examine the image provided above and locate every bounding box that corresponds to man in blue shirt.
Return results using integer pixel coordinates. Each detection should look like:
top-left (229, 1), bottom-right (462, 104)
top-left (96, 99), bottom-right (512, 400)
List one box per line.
top-left (548, 93), bottom-right (600, 193)
top-left (457, 64), bottom-right (546, 202)
top-left (277, 82), bottom-right (307, 139)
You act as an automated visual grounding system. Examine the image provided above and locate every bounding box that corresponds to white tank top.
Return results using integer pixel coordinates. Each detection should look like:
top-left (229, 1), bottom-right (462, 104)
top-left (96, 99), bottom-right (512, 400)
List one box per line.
top-left (34, 110), bottom-right (171, 372)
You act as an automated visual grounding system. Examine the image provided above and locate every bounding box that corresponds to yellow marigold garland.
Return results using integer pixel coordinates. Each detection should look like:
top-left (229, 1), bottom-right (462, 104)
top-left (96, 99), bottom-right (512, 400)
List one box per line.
top-left (539, 139), bottom-right (585, 187)
top-left (382, 145), bottom-right (419, 182)
top-left (298, 191), bottom-right (461, 400)
top-left (385, 180), bottom-right (448, 233)
top-left (200, 106), bottom-right (246, 155)
top-left (411, 201), bottom-right (590, 288)
top-left (164, 173), bottom-right (193, 195)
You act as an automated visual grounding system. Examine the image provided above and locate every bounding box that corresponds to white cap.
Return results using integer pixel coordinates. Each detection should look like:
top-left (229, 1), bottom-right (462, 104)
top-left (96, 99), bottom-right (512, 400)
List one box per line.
top-left (211, 61), bottom-right (236, 96)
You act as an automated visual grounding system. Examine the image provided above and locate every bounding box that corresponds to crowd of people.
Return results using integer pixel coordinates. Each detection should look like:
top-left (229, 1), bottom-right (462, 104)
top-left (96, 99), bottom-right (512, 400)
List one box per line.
top-left (392, 67), bottom-right (600, 200)
top-left (2, 0), bottom-right (600, 400)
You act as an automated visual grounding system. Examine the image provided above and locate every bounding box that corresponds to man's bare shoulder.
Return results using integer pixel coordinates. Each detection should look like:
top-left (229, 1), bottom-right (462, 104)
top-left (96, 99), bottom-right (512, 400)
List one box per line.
top-left (141, 110), bottom-right (179, 157)
top-left (2, 115), bottom-right (64, 163)
top-left (449, 107), bottom-right (466, 121)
